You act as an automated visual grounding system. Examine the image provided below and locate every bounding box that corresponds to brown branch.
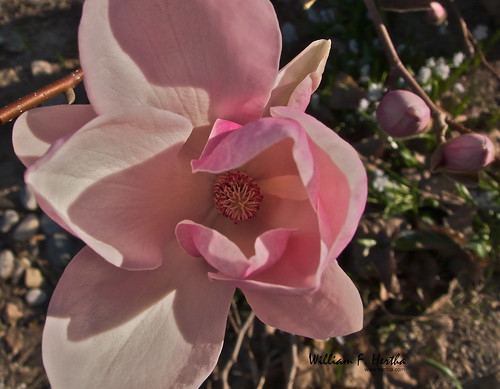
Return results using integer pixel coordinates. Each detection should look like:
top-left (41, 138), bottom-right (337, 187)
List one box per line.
top-left (0, 68), bottom-right (83, 126)
top-left (467, 29), bottom-right (500, 83)
top-left (446, 0), bottom-right (500, 82)
top-left (364, 0), bottom-right (449, 140)
top-left (445, 0), bottom-right (475, 57)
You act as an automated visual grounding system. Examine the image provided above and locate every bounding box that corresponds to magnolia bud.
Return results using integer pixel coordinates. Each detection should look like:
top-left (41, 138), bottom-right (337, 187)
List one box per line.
top-left (376, 90), bottom-right (431, 138)
top-left (431, 134), bottom-right (495, 173)
top-left (427, 2), bottom-right (447, 25)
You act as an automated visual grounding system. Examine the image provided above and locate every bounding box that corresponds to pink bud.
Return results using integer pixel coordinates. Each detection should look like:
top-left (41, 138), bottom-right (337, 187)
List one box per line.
top-left (376, 90), bottom-right (431, 138)
top-left (427, 2), bottom-right (447, 25)
top-left (431, 134), bottom-right (495, 172)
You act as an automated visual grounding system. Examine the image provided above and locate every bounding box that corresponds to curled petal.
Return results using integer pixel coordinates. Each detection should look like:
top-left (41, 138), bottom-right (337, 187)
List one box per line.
top-left (271, 106), bottom-right (367, 267)
top-left (244, 260), bottom-right (363, 339)
top-left (13, 105), bottom-right (97, 167)
top-left (176, 220), bottom-right (293, 279)
top-left (266, 40), bottom-right (331, 112)
top-left (43, 246), bottom-right (234, 389)
top-left (26, 106), bottom-right (198, 269)
top-left (79, 0), bottom-right (281, 126)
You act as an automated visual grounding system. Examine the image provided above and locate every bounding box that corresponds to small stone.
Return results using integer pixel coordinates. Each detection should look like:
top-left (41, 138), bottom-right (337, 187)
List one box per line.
top-left (12, 214), bottom-right (39, 241)
top-left (0, 209), bottom-right (20, 233)
top-left (31, 59), bottom-right (58, 77)
top-left (11, 257), bottom-right (31, 284)
top-left (20, 185), bottom-right (38, 210)
top-left (25, 288), bottom-right (48, 306)
top-left (46, 232), bottom-right (73, 266)
top-left (0, 249), bottom-right (15, 279)
top-left (25, 267), bottom-right (44, 288)
top-left (4, 302), bottom-right (23, 321)
top-left (40, 213), bottom-right (63, 235)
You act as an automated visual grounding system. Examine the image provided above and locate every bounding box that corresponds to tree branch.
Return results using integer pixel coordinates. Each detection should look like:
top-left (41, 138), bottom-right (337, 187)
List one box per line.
top-left (0, 68), bottom-right (83, 126)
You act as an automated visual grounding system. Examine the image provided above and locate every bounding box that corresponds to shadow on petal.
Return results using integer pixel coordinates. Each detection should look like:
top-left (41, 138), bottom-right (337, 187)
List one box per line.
top-left (67, 145), bottom-right (213, 269)
top-left (47, 245), bottom-right (234, 344)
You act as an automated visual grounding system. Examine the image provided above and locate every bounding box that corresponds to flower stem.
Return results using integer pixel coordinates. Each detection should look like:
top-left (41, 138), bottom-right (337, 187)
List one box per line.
top-left (0, 68), bottom-right (83, 126)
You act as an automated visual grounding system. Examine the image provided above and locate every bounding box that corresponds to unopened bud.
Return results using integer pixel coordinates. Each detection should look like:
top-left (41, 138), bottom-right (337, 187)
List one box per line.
top-left (376, 90), bottom-right (431, 138)
top-left (431, 134), bottom-right (495, 173)
top-left (427, 2), bottom-right (447, 25)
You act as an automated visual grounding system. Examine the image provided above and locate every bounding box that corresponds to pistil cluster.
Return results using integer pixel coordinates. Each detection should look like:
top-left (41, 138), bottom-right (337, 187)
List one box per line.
top-left (212, 170), bottom-right (263, 224)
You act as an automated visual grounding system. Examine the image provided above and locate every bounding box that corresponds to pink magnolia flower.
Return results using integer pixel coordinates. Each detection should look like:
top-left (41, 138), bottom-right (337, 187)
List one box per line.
top-left (13, 0), bottom-right (367, 387)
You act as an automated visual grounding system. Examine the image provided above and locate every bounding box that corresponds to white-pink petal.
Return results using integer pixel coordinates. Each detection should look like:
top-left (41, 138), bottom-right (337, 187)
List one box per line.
top-left (43, 246), bottom-right (235, 389)
top-left (13, 105), bottom-right (97, 167)
top-left (266, 40), bottom-right (331, 112)
top-left (271, 106), bottom-right (367, 267)
top-left (176, 220), bottom-right (293, 279)
top-left (26, 106), bottom-right (197, 270)
top-left (243, 259), bottom-right (363, 339)
top-left (79, 0), bottom-right (281, 126)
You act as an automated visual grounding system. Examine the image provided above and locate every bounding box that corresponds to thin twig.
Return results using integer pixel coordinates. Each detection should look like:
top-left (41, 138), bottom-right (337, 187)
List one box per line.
top-left (466, 29), bottom-right (500, 83)
top-left (0, 68), bottom-right (83, 126)
top-left (221, 311), bottom-right (255, 389)
top-left (246, 345), bottom-right (261, 386)
top-left (255, 353), bottom-right (272, 389)
top-left (445, 0), bottom-right (474, 57)
top-left (231, 299), bottom-right (242, 327)
top-left (285, 334), bottom-right (299, 389)
top-left (446, 0), bottom-right (500, 82)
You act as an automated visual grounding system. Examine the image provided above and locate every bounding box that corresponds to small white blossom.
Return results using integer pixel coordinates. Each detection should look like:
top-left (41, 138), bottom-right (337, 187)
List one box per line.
top-left (434, 58), bottom-right (450, 80)
top-left (425, 57), bottom-right (436, 67)
top-left (453, 82), bottom-right (465, 94)
top-left (372, 169), bottom-right (396, 192)
top-left (452, 52), bottom-right (465, 67)
top-left (418, 67), bottom-right (432, 84)
top-left (472, 24), bottom-right (488, 41)
top-left (472, 190), bottom-right (495, 208)
top-left (358, 98), bottom-right (370, 112)
top-left (367, 82), bottom-right (383, 102)
top-left (360, 64), bottom-right (370, 82)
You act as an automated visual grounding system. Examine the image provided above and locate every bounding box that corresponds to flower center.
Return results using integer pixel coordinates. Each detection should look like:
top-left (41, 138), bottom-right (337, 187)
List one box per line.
top-left (213, 170), bottom-right (263, 224)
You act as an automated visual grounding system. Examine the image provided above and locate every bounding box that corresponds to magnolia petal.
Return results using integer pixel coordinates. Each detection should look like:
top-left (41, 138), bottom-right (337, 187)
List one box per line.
top-left (243, 260), bottom-right (363, 338)
top-left (79, 0), bottom-right (281, 126)
top-left (271, 106), bottom-right (367, 267)
top-left (192, 117), bottom-right (314, 182)
top-left (176, 220), bottom-right (293, 279)
top-left (13, 105), bottom-right (97, 167)
top-left (43, 246), bottom-right (234, 389)
top-left (26, 106), bottom-right (199, 270)
top-left (266, 40), bottom-right (331, 112)
top-left (259, 175), bottom-right (309, 200)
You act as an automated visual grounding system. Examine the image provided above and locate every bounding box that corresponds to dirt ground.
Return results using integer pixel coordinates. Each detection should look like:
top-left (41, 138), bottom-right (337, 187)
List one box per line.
top-left (0, 1), bottom-right (499, 388)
